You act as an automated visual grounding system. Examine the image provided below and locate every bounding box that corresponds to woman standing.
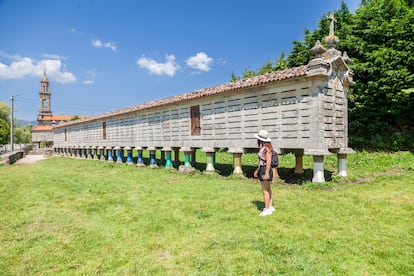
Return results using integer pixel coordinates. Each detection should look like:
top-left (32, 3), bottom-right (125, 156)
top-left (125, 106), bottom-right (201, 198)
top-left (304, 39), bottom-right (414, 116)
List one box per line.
top-left (254, 130), bottom-right (275, 216)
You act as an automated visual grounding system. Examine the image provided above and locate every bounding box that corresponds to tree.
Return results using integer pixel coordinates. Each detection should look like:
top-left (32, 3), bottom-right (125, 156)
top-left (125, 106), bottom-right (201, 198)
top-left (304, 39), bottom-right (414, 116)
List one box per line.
top-left (346, 0), bottom-right (414, 149)
top-left (230, 0), bottom-right (414, 150)
top-left (0, 118), bottom-right (10, 144)
top-left (0, 102), bottom-right (10, 144)
top-left (14, 125), bottom-right (32, 144)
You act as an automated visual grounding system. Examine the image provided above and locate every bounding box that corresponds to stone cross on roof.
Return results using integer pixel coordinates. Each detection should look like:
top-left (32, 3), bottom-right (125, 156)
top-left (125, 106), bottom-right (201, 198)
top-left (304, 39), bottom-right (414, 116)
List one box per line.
top-left (327, 13), bottom-right (337, 36)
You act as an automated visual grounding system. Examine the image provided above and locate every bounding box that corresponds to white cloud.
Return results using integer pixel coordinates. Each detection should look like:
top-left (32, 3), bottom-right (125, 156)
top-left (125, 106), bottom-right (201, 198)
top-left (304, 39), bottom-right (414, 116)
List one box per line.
top-left (82, 70), bottom-right (96, 85)
top-left (137, 54), bottom-right (179, 76)
top-left (186, 52), bottom-right (213, 72)
top-left (43, 53), bottom-right (67, 60)
top-left (0, 54), bottom-right (76, 83)
top-left (91, 39), bottom-right (117, 52)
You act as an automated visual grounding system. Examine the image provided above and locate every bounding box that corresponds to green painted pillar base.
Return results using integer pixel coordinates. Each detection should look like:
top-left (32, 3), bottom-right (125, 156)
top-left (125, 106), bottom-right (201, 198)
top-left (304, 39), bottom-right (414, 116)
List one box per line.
top-left (163, 147), bottom-right (173, 168)
top-left (184, 152), bottom-right (192, 167)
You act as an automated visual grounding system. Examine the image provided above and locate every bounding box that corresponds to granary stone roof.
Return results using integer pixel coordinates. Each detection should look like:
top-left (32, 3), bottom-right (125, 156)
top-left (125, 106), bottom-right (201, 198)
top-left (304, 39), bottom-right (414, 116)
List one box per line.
top-left (54, 64), bottom-right (310, 129)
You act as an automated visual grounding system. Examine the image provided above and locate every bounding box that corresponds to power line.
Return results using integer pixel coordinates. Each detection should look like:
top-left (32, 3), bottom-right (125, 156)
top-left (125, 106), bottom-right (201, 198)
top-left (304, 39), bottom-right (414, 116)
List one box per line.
top-left (11, 96), bottom-right (116, 112)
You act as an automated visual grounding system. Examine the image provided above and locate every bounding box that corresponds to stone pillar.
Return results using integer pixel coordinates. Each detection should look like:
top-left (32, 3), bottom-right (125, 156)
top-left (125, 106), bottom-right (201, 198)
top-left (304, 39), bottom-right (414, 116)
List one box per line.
top-left (148, 146), bottom-right (158, 168)
top-left (337, 148), bottom-right (355, 177)
top-left (160, 149), bottom-right (166, 167)
top-left (136, 146), bottom-right (145, 167)
top-left (107, 147), bottom-right (114, 162)
top-left (305, 149), bottom-right (331, 183)
top-left (202, 147), bottom-right (216, 173)
top-left (99, 147), bottom-right (105, 161)
top-left (181, 147), bottom-right (192, 167)
top-left (173, 147), bottom-right (180, 168)
top-left (191, 149), bottom-right (197, 167)
top-left (81, 147), bottom-right (87, 159)
top-left (162, 147), bottom-right (174, 168)
top-left (294, 155), bottom-right (304, 174)
top-left (179, 147), bottom-right (195, 173)
top-left (312, 155), bottom-right (325, 183)
top-left (125, 147), bottom-right (134, 165)
top-left (93, 147), bottom-right (99, 160)
top-left (86, 147), bottom-right (91, 159)
top-left (229, 148), bottom-right (244, 175)
top-left (115, 147), bottom-right (123, 164)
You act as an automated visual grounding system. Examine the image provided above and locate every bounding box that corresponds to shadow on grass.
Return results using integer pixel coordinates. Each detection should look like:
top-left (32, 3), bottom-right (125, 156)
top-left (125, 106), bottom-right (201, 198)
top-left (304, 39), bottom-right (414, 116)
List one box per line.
top-left (128, 157), bottom-right (334, 184)
top-left (251, 200), bottom-right (265, 211)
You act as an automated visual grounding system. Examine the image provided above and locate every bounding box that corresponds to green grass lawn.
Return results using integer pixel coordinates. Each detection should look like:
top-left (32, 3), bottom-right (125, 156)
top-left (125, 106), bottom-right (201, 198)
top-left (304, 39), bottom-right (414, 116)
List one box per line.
top-left (1, 151), bottom-right (413, 275)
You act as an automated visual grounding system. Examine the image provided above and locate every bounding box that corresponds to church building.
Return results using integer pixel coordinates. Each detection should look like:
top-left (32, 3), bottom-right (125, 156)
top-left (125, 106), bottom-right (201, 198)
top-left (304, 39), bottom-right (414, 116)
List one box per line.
top-left (31, 70), bottom-right (85, 146)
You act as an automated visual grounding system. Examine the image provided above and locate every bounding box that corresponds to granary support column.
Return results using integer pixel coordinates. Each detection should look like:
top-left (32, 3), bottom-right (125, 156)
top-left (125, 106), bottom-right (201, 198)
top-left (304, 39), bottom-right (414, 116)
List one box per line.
top-left (147, 146), bottom-right (158, 168)
top-left (179, 147), bottom-right (195, 173)
top-left (107, 147), bottom-right (114, 162)
top-left (162, 147), bottom-right (174, 168)
top-left (294, 150), bottom-right (304, 174)
top-left (173, 147), bottom-right (180, 168)
top-left (93, 146), bottom-right (99, 160)
top-left (334, 148), bottom-right (355, 177)
top-left (87, 146), bottom-right (92, 159)
top-left (136, 146), bottom-right (145, 166)
top-left (306, 149), bottom-right (331, 183)
top-left (87, 146), bottom-right (93, 159)
top-left (160, 149), bottom-right (165, 167)
top-left (81, 146), bottom-right (87, 159)
top-left (202, 147), bottom-right (216, 173)
top-left (125, 147), bottom-right (134, 165)
top-left (229, 148), bottom-right (244, 175)
top-left (191, 149), bottom-right (197, 167)
top-left (78, 147), bottom-right (83, 158)
top-left (115, 147), bottom-right (123, 164)
top-left (99, 147), bottom-right (105, 161)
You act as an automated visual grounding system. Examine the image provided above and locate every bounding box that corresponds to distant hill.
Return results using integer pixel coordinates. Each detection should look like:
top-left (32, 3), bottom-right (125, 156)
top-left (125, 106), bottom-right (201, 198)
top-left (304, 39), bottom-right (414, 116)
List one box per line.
top-left (17, 119), bottom-right (37, 127)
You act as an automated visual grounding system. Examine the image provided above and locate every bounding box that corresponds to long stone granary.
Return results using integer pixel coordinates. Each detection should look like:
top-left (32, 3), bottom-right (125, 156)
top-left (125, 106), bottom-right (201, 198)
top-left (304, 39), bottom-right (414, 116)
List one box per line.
top-left (53, 29), bottom-right (355, 182)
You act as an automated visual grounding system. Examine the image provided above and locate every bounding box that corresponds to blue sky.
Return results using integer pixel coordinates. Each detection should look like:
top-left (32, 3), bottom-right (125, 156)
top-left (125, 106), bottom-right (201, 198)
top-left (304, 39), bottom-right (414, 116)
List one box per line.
top-left (0, 0), bottom-right (361, 121)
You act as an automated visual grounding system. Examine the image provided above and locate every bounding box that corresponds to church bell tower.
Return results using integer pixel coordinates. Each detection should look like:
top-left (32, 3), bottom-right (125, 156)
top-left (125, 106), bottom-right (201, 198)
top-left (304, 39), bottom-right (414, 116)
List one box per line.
top-left (37, 70), bottom-right (52, 124)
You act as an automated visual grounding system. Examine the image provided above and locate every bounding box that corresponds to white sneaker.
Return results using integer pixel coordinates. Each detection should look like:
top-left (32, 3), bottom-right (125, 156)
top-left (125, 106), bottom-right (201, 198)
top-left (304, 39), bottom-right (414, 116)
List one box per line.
top-left (269, 206), bottom-right (275, 212)
top-left (259, 208), bottom-right (273, 216)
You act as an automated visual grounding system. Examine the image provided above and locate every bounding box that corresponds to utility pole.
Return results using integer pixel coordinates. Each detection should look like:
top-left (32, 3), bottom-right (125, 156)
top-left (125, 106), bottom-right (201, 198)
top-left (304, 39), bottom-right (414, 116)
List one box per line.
top-left (10, 96), bottom-right (14, 151)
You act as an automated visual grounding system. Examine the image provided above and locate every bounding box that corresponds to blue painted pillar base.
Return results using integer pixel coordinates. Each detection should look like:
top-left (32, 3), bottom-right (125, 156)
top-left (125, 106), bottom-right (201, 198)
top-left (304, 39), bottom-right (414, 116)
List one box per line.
top-left (148, 147), bottom-right (158, 168)
top-left (136, 147), bottom-right (145, 167)
top-left (125, 147), bottom-right (134, 165)
top-left (107, 148), bottom-right (114, 162)
top-left (115, 147), bottom-right (123, 164)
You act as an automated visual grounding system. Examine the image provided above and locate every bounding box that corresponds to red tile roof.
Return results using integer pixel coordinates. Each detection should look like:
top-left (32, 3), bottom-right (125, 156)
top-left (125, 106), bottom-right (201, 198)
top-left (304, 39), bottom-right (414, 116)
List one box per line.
top-left (32, 125), bottom-right (53, 131)
top-left (54, 65), bottom-right (309, 128)
top-left (39, 115), bottom-right (88, 121)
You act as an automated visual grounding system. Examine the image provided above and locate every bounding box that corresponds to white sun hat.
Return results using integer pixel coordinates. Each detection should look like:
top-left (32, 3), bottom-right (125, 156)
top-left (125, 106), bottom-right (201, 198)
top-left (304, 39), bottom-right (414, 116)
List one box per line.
top-left (254, 130), bottom-right (271, 142)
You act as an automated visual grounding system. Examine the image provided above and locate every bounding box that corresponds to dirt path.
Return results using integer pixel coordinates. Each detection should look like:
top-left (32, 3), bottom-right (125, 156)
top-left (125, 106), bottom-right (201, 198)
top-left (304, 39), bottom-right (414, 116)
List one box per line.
top-left (15, 154), bottom-right (49, 164)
